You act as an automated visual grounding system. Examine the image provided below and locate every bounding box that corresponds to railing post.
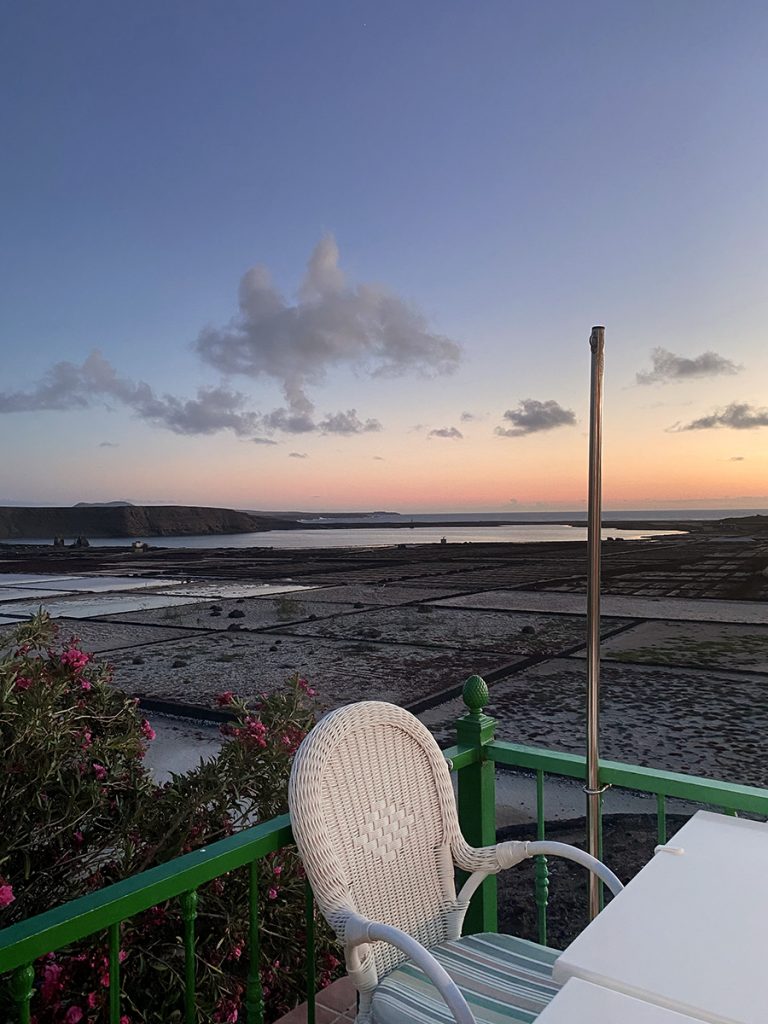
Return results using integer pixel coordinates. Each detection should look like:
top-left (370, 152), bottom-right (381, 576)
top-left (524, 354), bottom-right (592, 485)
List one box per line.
top-left (180, 890), bottom-right (198, 1024)
top-left (10, 964), bottom-right (34, 1024)
top-left (456, 674), bottom-right (497, 934)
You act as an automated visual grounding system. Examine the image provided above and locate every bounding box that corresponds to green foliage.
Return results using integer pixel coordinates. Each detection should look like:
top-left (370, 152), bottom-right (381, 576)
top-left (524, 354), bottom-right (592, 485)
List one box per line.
top-left (0, 615), bottom-right (339, 1023)
top-left (0, 614), bottom-right (153, 919)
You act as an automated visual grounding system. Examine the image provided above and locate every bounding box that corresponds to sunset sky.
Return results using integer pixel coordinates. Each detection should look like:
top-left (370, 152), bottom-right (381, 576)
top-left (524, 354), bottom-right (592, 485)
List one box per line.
top-left (2, 1), bottom-right (767, 512)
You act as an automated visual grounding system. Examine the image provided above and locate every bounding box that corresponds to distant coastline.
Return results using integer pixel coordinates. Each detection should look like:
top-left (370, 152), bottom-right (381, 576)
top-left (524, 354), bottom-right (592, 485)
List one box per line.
top-left (0, 503), bottom-right (765, 544)
top-left (0, 504), bottom-right (293, 540)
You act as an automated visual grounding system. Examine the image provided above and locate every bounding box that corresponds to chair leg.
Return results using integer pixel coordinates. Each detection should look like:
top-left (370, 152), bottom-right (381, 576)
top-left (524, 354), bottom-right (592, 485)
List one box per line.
top-left (356, 989), bottom-right (373, 1023)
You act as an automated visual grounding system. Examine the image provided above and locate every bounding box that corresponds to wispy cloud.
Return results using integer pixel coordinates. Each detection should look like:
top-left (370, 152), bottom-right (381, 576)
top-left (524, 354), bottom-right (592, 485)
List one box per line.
top-left (0, 351), bottom-right (386, 440)
top-left (317, 410), bottom-right (382, 435)
top-left (373, 455), bottom-right (385, 461)
top-left (495, 399), bottom-right (576, 437)
top-left (729, 456), bottom-right (745, 461)
top-left (195, 234), bottom-right (461, 419)
top-left (428, 426), bottom-right (463, 439)
top-left (0, 237), bottom-right (458, 442)
top-left (288, 451), bottom-right (308, 459)
top-left (261, 408), bottom-right (317, 434)
top-left (670, 402), bottom-right (768, 432)
top-left (460, 411), bottom-right (477, 422)
top-left (637, 347), bottom-right (741, 385)
top-left (98, 441), bottom-right (119, 448)
top-left (0, 351), bottom-right (262, 437)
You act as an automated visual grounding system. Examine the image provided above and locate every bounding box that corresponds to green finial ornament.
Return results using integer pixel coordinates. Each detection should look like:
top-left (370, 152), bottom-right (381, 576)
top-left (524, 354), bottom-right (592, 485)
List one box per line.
top-left (462, 674), bottom-right (489, 713)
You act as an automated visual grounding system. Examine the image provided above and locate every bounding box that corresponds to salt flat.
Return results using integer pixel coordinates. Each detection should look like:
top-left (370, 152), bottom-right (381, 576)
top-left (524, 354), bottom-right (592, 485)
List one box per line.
top-left (433, 589), bottom-right (768, 623)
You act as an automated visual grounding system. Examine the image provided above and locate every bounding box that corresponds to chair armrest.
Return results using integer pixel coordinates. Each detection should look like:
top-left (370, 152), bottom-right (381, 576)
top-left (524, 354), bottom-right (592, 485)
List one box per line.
top-left (343, 912), bottom-right (477, 1024)
top-left (525, 841), bottom-right (623, 896)
top-left (455, 840), bottom-right (623, 911)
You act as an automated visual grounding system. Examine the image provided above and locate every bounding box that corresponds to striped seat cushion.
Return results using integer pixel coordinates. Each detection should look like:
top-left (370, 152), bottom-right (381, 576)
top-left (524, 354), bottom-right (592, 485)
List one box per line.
top-left (371, 933), bottom-right (561, 1023)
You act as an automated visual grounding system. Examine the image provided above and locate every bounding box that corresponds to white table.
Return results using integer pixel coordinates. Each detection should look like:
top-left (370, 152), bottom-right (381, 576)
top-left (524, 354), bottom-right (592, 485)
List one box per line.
top-left (554, 811), bottom-right (768, 1024)
top-left (538, 978), bottom-right (704, 1022)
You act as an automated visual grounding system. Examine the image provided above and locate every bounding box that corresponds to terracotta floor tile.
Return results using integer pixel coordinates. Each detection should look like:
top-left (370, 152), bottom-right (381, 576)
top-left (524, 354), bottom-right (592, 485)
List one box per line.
top-left (316, 976), bottom-right (357, 1012)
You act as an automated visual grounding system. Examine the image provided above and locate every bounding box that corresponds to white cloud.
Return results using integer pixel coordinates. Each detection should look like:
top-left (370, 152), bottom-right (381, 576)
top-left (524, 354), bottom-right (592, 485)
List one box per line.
top-left (195, 235), bottom-right (461, 418)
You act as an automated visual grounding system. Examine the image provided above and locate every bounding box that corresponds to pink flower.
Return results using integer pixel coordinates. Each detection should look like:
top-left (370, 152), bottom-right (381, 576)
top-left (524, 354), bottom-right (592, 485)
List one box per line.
top-left (213, 1001), bottom-right (239, 1023)
top-left (87, 992), bottom-right (98, 1009)
top-left (13, 676), bottom-right (32, 691)
top-left (298, 677), bottom-right (316, 696)
top-left (244, 716), bottom-right (267, 747)
top-left (140, 719), bottom-right (156, 741)
top-left (216, 690), bottom-right (234, 706)
top-left (73, 831), bottom-right (84, 848)
top-left (229, 944), bottom-right (242, 961)
top-left (267, 887), bottom-right (278, 901)
top-left (121, 1017), bottom-right (131, 1024)
top-left (64, 1007), bottom-right (84, 1024)
top-left (273, 865), bottom-right (282, 877)
top-left (0, 881), bottom-right (15, 909)
top-left (80, 730), bottom-right (92, 750)
top-left (80, 679), bottom-right (92, 692)
top-left (60, 648), bottom-right (90, 673)
top-left (92, 763), bottom-right (107, 781)
top-left (41, 963), bottom-right (63, 1000)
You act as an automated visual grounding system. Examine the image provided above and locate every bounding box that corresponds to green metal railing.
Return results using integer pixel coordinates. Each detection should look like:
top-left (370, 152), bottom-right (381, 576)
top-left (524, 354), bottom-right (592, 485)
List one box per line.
top-left (2, 676), bottom-right (768, 1021)
top-left (451, 673), bottom-right (768, 941)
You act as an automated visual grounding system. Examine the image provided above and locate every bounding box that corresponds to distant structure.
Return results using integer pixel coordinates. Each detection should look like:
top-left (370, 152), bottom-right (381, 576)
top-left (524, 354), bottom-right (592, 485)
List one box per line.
top-left (131, 541), bottom-right (149, 552)
top-left (71, 536), bottom-right (90, 548)
top-left (53, 535), bottom-right (65, 548)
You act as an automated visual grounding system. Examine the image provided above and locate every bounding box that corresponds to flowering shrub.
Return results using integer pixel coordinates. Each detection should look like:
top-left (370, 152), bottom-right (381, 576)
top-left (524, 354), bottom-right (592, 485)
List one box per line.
top-left (0, 614), bottom-right (154, 922)
top-left (0, 615), bottom-right (340, 1023)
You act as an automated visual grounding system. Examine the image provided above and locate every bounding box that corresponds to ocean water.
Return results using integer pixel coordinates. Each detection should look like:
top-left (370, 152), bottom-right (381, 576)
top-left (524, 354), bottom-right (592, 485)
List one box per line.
top-left (6, 524), bottom-right (682, 549)
top-left (4, 507), bottom-right (761, 551)
top-left (298, 508), bottom-right (768, 524)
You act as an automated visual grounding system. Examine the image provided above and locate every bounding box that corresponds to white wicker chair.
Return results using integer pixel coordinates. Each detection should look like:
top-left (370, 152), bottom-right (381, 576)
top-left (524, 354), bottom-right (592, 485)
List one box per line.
top-left (288, 701), bottom-right (622, 1023)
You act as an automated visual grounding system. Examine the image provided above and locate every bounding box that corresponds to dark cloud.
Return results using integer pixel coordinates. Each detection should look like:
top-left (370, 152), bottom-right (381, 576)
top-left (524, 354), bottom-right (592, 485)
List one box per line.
top-left (195, 235), bottom-right (461, 417)
top-left (729, 456), bottom-right (745, 461)
top-left (98, 441), bottom-right (119, 448)
top-left (251, 437), bottom-right (279, 445)
top-left (428, 426), bottom-right (463, 439)
top-left (317, 410), bottom-right (382, 435)
top-left (637, 347), bottom-right (741, 385)
top-left (495, 399), bottom-right (576, 437)
top-left (671, 403), bottom-right (768, 432)
top-left (288, 452), bottom-right (308, 459)
top-left (460, 411), bottom-right (477, 422)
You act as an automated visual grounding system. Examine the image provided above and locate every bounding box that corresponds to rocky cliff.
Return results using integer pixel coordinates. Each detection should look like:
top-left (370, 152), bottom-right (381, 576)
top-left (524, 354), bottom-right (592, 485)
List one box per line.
top-left (0, 505), bottom-right (295, 540)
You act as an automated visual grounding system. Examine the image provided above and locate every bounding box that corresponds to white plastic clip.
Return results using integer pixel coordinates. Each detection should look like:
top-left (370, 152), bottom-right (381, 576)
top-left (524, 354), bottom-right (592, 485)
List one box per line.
top-left (654, 844), bottom-right (685, 856)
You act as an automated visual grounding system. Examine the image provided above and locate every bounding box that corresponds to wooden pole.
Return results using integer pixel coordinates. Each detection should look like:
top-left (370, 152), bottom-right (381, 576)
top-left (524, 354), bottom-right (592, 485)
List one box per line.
top-left (586, 326), bottom-right (605, 921)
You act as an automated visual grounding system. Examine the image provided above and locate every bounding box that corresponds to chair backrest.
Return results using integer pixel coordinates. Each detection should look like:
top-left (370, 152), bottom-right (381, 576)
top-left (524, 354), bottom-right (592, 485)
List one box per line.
top-left (288, 701), bottom-right (464, 984)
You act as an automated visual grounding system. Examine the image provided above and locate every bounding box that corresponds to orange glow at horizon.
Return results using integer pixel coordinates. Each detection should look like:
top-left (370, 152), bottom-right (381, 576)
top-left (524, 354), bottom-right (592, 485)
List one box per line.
top-left (47, 419), bottom-right (766, 513)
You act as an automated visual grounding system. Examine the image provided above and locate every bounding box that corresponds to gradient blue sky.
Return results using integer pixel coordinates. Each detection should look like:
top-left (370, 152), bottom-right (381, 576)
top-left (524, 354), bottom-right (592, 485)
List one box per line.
top-left (2, 1), bottom-right (767, 510)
